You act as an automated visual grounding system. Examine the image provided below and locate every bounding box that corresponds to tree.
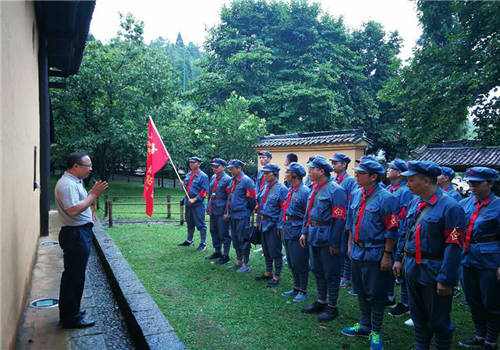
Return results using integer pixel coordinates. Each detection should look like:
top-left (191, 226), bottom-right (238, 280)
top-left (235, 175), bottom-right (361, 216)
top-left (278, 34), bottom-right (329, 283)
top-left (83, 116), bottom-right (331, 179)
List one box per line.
top-left (193, 0), bottom-right (402, 157)
top-left (380, 1), bottom-right (500, 149)
top-left (51, 14), bottom-right (180, 180)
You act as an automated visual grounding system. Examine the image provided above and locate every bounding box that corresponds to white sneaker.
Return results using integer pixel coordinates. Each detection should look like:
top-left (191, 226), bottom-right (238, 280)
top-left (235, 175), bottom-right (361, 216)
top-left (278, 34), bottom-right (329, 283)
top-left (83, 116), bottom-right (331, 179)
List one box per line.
top-left (404, 318), bottom-right (414, 327)
top-left (253, 247), bottom-right (263, 253)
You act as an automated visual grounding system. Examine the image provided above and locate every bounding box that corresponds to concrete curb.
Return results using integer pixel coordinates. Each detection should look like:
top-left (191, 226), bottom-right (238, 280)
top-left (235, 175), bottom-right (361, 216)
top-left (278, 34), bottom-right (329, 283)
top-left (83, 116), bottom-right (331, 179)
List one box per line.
top-left (92, 222), bottom-right (185, 350)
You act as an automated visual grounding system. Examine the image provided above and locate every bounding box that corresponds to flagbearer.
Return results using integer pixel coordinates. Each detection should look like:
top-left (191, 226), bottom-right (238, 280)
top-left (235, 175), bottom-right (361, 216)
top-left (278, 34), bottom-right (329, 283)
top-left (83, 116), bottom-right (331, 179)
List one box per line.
top-left (178, 157), bottom-right (209, 251)
top-left (254, 164), bottom-right (288, 287)
top-left (225, 160), bottom-right (256, 273)
top-left (205, 158), bottom-right (232, 265)
top-left (393, 161), bottom-right (467, 350)
top-left (458, 167), bottom-right (500, 350)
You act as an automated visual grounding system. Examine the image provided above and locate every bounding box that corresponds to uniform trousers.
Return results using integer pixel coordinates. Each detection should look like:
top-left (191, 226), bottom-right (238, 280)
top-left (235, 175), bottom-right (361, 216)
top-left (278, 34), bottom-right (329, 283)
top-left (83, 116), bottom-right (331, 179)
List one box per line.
top-left (463, 266), bottom-right (500, 343)
top-left (209, 214), bottom-right (231, 255)
top-left (230, 217), bottom-right (251, 264)
top-left (407, 279), bottom-right (455, 350)
top-left (352, 259), bottom-right (392, 333)
top-left (186, 203), bottom-right (206, 243)
top-left (284, 239), bottom-right (309, 291)
top-left (311, 246), bottom-right (342, 306)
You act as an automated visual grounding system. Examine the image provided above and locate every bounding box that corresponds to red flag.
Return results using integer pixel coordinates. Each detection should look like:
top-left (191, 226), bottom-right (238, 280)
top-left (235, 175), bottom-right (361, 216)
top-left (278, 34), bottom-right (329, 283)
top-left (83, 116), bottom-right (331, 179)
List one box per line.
top-left (143, 117), bottom-right (169, 216)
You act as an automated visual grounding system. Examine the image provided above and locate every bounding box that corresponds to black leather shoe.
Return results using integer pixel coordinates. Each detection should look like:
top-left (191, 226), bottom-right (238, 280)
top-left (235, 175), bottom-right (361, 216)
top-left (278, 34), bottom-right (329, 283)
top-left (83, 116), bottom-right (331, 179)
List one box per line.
top-left (318, 305), bottom-right (339, 322)
top-left (205, 252), bottom-right (222, 260)
top-left (301, 301), bottom-right (327, 314)
top-left (62, 318), bottom-right (95, 329)
top-left (254, 274), bottom-right (273, 281)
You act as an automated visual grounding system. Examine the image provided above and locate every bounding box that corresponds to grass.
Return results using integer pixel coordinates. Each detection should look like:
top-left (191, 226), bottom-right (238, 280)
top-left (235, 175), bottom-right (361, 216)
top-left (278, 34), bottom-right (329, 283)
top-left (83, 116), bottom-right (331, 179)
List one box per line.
top-left (108, 224), bottom-right (474, 350)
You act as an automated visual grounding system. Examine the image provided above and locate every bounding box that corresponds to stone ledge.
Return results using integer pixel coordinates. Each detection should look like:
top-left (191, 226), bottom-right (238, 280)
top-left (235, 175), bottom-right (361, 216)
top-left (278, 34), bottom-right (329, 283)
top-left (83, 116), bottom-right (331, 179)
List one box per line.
top-left (92, 222), bottom-right (185, 350)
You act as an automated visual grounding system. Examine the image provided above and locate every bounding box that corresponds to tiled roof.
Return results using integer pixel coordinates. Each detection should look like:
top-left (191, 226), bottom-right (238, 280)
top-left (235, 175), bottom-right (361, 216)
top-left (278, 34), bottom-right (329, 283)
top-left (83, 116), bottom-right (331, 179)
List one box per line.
top-left (253, 128), bottom-right (372, 148)
top-left (412, 140), bottom-right (500, 169)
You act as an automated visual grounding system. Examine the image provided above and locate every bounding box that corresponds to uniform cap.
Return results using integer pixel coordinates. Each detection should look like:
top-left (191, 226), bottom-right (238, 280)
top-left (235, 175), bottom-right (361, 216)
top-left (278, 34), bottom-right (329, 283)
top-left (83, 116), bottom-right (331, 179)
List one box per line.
top-left (401, 161), bottom-right (442, 178)
top-left (388, 158), bottom-right (408, 172)
top-left (189, 156), bottom-right (202, 163)
top-left (356, 155), bottom-right (378, 164)
top-left (210, 158), bottom-right (227, 167)
top-left (440, 167), bottom-right (455, 180)
top-left (227, 159), bottom-right (245, 168)
top-left (464, 167), bottom-right (499, 182)
top-left (262, 163), bottom-right (280, 174)
top-left (307, 157), bottom-right (334, 173)
top-left (354, 159), bottom-right (386, 175)
top-left (284, 162), bottom-right (306, 178)
top-left (330, 153), bottom-right (351, 164)
top-left (258, 150), bottom-right (272, 158)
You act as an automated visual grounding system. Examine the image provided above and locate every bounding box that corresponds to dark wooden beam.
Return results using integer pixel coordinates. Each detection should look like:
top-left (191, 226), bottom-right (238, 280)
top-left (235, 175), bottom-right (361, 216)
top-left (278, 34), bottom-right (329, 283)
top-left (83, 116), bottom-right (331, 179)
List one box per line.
top-left (49, 81), bottom-right (66, 89)
top-left (48, 70), bottom-right (66, 77)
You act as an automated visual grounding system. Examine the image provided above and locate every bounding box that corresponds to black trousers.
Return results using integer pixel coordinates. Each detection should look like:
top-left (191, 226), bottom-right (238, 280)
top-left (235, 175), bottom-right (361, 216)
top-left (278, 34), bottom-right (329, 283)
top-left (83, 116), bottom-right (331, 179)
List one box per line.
top-left (58, 223), bottom-right (93, 322)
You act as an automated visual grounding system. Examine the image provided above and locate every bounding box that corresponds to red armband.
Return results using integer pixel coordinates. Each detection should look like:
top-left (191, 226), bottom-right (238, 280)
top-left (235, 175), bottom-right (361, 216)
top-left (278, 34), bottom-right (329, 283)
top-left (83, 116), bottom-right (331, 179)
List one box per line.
top-left (279, 201), bottom-right (285, 210)
top-left (444, 227), bottom-right (464, 247)
top-left (198, 190), bottom-right (208, 198)
top-left (246, 189), bottom-right (256, 198)
top-left (382, 214), bottom-right (399, 230)
top-left (331, 206), bottom-right (346, 220)
top-left (398, 206), bottom-right (407, 220)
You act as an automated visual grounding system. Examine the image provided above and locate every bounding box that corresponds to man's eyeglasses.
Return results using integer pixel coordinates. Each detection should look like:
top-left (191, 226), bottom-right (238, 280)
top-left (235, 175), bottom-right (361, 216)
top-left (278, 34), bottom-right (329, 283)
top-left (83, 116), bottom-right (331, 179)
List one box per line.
top-left (355, 171), bottom-right (368, 176)
top-left (78, 163), bottom-right (93, 168)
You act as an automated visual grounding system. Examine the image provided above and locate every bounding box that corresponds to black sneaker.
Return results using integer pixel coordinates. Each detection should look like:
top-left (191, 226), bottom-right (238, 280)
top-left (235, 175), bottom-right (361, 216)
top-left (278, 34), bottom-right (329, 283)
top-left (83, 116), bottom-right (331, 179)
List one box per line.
top-left (482, 341), bottom-right (498, 350)
top-left (386, 298), bottom-right (397, 308)
top-left (301, 301), bottom-right (327, 314)
top-left (254, 274), bottom-right (273, 281)
top-left (389, 303), bottom-right (410, 317)
top-left (266, 278), bottom-right (280, 287)
top-left (318, 305), bottom-right (339, 322)
top-left (458, 336), bottom-right (484, 348)
top-left (178, 240), bottom-right (194, 247)
top-left (453, 287), bottom-right (462, 298)
top-left (216, 255), bottom-right (230, 265)
top-left (205, 252), bottom-right (222, 260)
top-left (196, 243), bottom-right (207, 251)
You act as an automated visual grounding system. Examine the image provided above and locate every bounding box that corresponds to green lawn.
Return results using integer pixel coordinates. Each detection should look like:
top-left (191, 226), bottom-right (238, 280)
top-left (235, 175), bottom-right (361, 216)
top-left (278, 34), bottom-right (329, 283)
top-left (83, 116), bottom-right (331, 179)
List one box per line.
top-left (108, 224), bottom-right (474, 350)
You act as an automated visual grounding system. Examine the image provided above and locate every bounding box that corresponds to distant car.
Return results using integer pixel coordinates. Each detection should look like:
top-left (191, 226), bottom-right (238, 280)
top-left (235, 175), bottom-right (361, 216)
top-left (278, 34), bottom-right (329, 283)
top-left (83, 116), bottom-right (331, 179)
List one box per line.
top-left (134, 167), bottom-right (146, 176)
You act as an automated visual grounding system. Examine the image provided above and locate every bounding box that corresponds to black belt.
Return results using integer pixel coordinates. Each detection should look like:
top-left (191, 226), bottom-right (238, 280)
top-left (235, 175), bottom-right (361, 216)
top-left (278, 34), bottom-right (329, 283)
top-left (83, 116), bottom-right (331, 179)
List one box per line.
top-left (471, 235), bottom-right (500, 244)
top-left (355, 240), bottom-right (385, 248)
top-left (62, 222), bottom-right (93, 229)
top-left (404, 249), bottom-right (443, 260)
top-left (286, 215), bottom-right (302, 221)
top-left (261, 214), bottom-right (273, 220)
top-left (310, 220), bottom-right (330, 226)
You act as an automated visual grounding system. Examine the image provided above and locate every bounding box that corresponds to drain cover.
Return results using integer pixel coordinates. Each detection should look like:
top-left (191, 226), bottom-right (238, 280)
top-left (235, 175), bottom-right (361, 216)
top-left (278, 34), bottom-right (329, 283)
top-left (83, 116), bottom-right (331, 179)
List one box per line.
top-left (40, 241), bottom-right (58, 247)
top-left (31, 298), bottom-right (58, 308)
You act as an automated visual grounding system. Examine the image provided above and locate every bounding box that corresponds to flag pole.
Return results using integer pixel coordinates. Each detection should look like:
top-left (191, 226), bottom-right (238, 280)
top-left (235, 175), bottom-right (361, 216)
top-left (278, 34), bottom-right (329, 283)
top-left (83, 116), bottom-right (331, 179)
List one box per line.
top-left (148, 116), bottom-right (190, 198)
top-left (168, 156), bottom-right (190, 199)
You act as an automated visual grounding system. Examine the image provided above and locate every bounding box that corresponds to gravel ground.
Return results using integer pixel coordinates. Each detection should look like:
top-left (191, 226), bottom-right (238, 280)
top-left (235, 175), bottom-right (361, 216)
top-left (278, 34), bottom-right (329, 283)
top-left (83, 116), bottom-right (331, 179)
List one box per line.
top-left (72, 245), bottom-right (136, 350)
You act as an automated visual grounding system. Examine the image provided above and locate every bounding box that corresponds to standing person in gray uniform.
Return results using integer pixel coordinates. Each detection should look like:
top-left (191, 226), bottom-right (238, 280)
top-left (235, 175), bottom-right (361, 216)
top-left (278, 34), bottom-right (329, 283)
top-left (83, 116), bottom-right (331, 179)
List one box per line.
top-left (205, 158), bottom-right (232, 265)
top-left (254, 164), bottom-right (288, 287)
top-left (55, 152), bottom-right (108, 328)
top-left (281, 162), bottom-right (311, 302)
top-left (224, 160), bottom-right (256, 273)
